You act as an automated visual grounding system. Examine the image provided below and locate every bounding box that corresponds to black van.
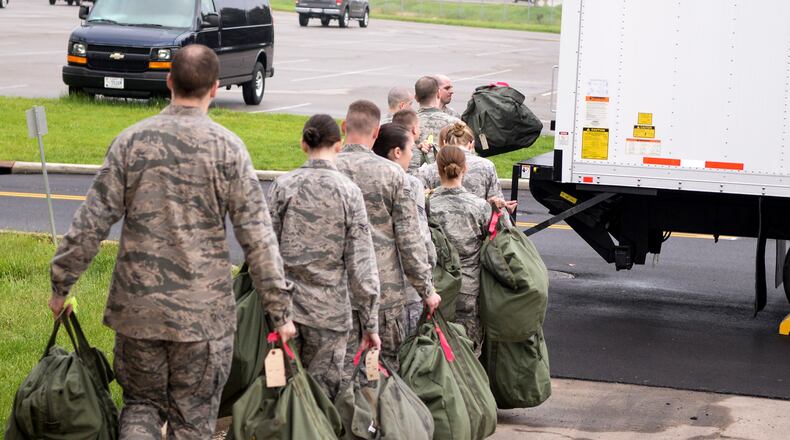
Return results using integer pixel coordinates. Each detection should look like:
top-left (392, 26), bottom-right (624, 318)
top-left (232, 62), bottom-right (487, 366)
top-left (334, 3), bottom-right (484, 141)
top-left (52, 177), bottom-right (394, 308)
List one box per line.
top-left (62, 0), bottom-right (274, 105)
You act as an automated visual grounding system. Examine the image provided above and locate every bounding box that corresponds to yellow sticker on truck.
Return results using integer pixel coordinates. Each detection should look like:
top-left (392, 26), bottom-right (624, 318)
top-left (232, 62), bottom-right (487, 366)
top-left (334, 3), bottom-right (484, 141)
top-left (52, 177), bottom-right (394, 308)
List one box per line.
top-left (633, 125), bottom-right (656, 139)
top-left (638, 112), bottom-right (653, 125)
top-left (581, 127), bottom-right (609, 160)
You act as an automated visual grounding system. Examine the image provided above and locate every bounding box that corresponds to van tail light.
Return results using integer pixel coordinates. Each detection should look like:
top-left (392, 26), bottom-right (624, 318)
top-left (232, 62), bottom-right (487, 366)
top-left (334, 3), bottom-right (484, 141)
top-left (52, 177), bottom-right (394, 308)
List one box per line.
top-left (336, 0), bottom-right (341, 5)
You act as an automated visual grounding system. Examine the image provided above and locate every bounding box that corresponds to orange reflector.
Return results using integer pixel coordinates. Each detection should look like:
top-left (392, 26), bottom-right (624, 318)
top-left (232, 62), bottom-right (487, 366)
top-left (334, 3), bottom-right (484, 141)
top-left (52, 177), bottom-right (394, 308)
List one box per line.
top-left (148, 61), bottom-right (172, 70)
top-left (705, 161), bottom-right (744, 171)
top-left (644, 157), bottom-right (681, 167)
top-left (67, 55), bottom-right (87, 65)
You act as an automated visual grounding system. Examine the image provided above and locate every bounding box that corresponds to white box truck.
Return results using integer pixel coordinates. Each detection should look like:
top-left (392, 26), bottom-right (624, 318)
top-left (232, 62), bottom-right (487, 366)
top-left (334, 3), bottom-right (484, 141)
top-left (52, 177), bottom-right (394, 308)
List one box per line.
top-left (514, 0), bottom-right (790, 313)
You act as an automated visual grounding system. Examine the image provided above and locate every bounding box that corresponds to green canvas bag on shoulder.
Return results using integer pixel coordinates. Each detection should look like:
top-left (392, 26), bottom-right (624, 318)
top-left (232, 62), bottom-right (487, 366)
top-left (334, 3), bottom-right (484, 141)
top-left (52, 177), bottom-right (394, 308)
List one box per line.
top-left (482, 327), bottom-right (552, 409)
top-left (5, 313), bottom-right (119, 440)
top-left (480, 210), bottom-right (549, 342)
top-left (426, 192), bottom-right (463, 320)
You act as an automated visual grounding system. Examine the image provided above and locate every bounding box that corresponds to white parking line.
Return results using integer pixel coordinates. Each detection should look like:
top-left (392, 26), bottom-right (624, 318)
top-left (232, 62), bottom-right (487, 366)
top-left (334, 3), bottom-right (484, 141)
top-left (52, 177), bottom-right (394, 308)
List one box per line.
top-left (277, 59), bottom-right (310, 65)
top-left (0, 50), bottom-right (63, 57)
top-left (475, 48), bottom-right (535, 57)
top-left (251, 103), bottom-right (312, 113)
top-left (454, 69), bottom-right (513, 82)
top-left (0, 84), bottom-right (28, 91)
top-left (291, 66), bottom-right (393, 83)
top-left (540, 90), bottom-right (556, 96)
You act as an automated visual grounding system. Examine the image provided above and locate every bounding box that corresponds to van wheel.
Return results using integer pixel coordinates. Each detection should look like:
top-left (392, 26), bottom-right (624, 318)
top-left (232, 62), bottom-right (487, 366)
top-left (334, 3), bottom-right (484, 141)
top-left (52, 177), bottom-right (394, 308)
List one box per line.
top-left (49, 0), bottom-right (55, 4)
top-left (338, 8), bottom-right (349, 28)
top-left (320, 16), bottom-right (330, 27)
top-left (0, 0), bottom-right (8, 9)
top-left (298, 13), bottom-right (309, 27)
top-left (359, 8), bottom-right (369, 27)
top-left (242, 62), bottom-right (265, 105)
top-left (66, 0), bottom-right (73, 4)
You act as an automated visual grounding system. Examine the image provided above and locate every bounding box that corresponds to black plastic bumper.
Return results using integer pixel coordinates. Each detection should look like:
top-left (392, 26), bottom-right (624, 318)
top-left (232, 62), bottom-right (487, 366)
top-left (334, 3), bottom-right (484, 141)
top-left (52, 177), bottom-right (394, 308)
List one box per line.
top-left (62, 65), bottom-right (169, 98)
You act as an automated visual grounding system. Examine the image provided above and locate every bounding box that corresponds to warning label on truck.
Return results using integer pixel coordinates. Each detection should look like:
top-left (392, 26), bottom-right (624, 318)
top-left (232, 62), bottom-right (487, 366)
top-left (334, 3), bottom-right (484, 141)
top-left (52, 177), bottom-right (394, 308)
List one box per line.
top-left (633, 125), bottom-right (656, 139)
top-left (585, 96), bottom-right (609, 128)
top-left (581, 127), bottom-right (609, 160)
top-left (637, 113), bottom-right (653, 125)
top-left (625, 138), bottom-right (661, 156)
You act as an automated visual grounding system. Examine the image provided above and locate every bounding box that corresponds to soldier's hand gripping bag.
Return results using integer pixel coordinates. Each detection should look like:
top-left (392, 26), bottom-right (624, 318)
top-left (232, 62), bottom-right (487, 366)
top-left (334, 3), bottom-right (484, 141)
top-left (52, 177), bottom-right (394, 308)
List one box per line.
top-left (398, 316), bottom-right (471, 440)
top-left (219, 263), bottom-right (271, 418)
top-left (427, 204), bottom-right (463, 320)
top-left (461, 83), bottom-right (544, 157)
top-left (228, 336), bottom-right (343, 440)
top-left (6, 313), bottom-right (119, 440)
top-left (335, 350), bottom-right (434, 440)
top-left (481, 328), bottom-right (552, 409)
top-left (480, 210), bottom-right (549, 342)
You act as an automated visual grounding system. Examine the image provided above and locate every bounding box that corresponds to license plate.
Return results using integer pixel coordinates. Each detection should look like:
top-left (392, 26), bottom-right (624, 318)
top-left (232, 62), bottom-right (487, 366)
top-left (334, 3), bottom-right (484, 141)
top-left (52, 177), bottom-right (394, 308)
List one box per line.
top-left (104, 77), bottom-right (124, 89)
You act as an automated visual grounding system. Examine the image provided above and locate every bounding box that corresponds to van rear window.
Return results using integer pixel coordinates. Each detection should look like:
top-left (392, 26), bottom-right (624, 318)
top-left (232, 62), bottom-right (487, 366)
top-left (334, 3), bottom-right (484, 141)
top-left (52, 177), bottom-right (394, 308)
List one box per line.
top-left (88, 0), bottom-right (196, 29)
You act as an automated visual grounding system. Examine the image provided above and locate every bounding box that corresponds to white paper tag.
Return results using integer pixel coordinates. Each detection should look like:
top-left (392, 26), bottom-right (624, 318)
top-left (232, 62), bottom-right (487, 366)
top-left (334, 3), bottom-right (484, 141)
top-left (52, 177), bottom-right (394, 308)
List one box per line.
top-left (365, 349), bottom-right (380, 381)
top-left (265, 349), bottom-right (286, 388)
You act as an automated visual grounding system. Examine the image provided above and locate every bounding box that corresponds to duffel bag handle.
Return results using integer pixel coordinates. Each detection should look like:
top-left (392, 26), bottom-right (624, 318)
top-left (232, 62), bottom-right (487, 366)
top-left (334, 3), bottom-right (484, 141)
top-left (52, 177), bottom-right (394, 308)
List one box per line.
top-left (43, 313), bottom-right (81, 359)
top-left (487, 209), bottom-right (503, 241)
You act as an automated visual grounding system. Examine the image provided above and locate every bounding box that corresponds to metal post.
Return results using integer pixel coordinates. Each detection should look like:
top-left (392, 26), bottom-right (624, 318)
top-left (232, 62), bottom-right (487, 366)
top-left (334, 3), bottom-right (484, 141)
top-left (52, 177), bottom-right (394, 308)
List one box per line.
top-left (25, 106), bottom-right (57, 246)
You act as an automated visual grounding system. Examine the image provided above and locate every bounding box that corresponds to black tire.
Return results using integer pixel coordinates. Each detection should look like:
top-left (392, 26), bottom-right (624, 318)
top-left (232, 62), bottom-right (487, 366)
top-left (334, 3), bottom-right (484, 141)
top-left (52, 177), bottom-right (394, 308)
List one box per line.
top-left (783, 248), bottom-right (790, 303)
top-left (0, 0), bottom-right (9, 9)
top-left (242, 62), bottom-right (265, 106)
top-left (338, 8), bottom-right (349, 28)
top-left (298, 13), bottom-right (309, 27)
top-left (75, 0), bottom-right (81, 4)
top-left (359, 8), bottom-right (369, 27)
top-left (320, 16), bottom-right (330, 27)
top-left (49, 0), bottom-right (56, 4)
top-left (67, 0), bottom-right (73, 5)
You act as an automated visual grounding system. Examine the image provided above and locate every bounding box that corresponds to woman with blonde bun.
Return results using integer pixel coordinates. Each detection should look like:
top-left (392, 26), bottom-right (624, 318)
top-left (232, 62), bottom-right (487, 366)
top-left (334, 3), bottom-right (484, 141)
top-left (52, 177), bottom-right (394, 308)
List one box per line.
top-left (417, 121), bottom-right (506, 204)
top-left (427, 146), bottom-right (512, 354)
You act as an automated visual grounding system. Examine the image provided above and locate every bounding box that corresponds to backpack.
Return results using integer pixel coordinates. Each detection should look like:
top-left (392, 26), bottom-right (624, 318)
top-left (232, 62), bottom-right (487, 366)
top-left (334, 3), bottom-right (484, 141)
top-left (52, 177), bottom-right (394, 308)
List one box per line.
top-left (219, 263), bottom-right (271, 418)
top-left (426, 192), bottom-right (463, 320)
top-left (481, 328), bottom-right (552, 409)
top-left (461, 83), bottom-right (544, 157)
top-left (480, 210), bottom-right (549, 342)
top-left (5, 313), bottom-right (119, 440)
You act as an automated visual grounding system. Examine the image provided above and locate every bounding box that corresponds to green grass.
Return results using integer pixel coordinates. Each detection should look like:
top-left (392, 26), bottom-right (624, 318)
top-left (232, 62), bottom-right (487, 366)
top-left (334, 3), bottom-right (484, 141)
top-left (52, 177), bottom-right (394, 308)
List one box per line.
top-left (0, 232), bottom-right (122, 429)
top-left (0, 96), bottom-right (553, 178)
top-left (271, 0), bottom-right (562, 33)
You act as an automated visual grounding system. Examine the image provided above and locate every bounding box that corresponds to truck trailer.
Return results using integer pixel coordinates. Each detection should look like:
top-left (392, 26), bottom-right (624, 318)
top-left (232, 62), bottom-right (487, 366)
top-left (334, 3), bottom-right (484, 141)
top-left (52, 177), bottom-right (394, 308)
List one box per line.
top-left (515, 0), bottom-right (790, 315)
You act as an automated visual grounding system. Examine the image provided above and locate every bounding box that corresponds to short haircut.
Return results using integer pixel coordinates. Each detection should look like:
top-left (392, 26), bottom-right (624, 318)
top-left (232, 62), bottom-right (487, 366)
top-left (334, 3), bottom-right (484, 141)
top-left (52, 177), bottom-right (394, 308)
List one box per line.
top-left (169, 44), bottom-right (219, 99)
top-left (302, 114), bottom-right (341, 149)
top-left (387, 86), bottom-right (412, 109)
top-left (345, 100), bottom-right (381, 136)
top-left (391, 108), bottom-right (418, 128)
top-left (372, 123), bottom-right (412, 159)
top-left (414, 76), bottom-right (439, 105)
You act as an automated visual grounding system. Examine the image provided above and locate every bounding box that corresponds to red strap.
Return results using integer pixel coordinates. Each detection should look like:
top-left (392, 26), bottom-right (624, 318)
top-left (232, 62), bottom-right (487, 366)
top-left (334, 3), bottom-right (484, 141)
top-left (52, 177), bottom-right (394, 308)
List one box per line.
top-left (488, 81), bottom-right (510, 88)
top-left (267, 332), bottom-right (295, 359)
top-left (352, 348), bottom-right (390, 377)
top-left (488, 210), bottom-right (502, 241)
top-left (435, 325), bottom-right (455, 362)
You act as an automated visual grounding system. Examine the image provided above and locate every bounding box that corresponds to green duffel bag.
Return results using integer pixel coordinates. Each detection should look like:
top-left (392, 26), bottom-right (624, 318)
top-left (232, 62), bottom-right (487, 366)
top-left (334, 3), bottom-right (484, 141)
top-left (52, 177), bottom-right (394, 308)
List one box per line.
top-left (426, 194), bottom-right (463, 320)
top-left (480, 210), bottom-right (549, 342)
top-left (219, 263), bottom-right (270, 418)
top-left (482, 327), bottom-right (552, 409)
top-left (434, 312), bottom-right (498, 440)
top-left (6, 313), bottom-right (119, 440)
top-left (399, 318), bottom-right (471, 440)
top-left (335, 351), bottom-right (433, 440)
top-left (228, 338), bottom-right (344, 440)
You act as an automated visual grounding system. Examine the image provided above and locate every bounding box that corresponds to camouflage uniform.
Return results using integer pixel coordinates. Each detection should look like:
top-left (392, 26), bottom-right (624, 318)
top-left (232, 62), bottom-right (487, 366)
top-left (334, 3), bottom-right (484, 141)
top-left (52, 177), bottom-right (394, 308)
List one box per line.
top-left (336, 144), bottom-right (434, 372)
top-left (417, 149), bottom-right (504, 201)
top-left (427, 186), bottom-right (492, 354)
top-left (50, 104), bottom-right (293, 439)
top-left (410, 107), bottom-right (461, 173)
top-left (268, 159), bottom-right (380, 399)
top-left (443, 105), bottom-right (461, 119)
top-left (403, 174), bottom-right (436, 338)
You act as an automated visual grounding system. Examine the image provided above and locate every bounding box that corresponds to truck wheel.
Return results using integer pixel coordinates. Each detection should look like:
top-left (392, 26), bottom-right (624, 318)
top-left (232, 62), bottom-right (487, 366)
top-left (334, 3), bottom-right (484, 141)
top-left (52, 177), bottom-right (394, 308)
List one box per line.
top-left (0, 0), bottom-right (8, 9)
top-left (49, 0), bottom-right (55, 4)
top-left (67, 0), bottom-right (73, 5)
top-left (298, 13), bottom-right (309, 27)
top-left (783, 249), bottom-right (790, 303)
top-left (320, 16), bottom-right (330, 27)
top-left (242, 62), bottom-right (265, 105)
top-left (338, 8), bottom-right (349, 28)
top-left (75, 0), bottom-right (81, 5)
top-left (359, 8), bottom-right (369, 27)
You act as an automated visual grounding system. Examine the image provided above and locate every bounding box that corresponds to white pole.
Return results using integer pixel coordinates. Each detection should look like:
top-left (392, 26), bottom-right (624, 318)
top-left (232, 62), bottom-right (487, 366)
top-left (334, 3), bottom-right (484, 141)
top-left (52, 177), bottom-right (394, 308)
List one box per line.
top-left (37, 134), bottom-right (58, 246)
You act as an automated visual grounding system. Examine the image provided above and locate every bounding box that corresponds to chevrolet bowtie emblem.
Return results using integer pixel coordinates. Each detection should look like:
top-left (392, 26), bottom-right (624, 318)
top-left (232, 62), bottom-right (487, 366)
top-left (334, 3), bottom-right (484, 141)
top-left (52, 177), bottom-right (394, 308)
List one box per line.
top-left (109, 52), bottom-right (125, 60)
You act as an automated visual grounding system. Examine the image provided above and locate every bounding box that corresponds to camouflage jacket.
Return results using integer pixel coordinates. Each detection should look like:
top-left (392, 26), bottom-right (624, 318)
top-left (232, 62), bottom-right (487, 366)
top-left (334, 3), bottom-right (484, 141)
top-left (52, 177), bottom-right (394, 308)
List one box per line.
top-left (443, 105), bottom-right (461, 119)
top-left (336, 144), bottom-right (434, 309)
top-left (404, 174), bottom-right (437, 303)
top-left (416, 149), bottom-right (504, 201)
top-left (50, 105), bottom-right (293, 342)
top-left (268, 159), bottom-right (380, 333)
top-left (428, 186), bottom-right (492, 298)
top-left (410, 107), bottom-right (461, 173)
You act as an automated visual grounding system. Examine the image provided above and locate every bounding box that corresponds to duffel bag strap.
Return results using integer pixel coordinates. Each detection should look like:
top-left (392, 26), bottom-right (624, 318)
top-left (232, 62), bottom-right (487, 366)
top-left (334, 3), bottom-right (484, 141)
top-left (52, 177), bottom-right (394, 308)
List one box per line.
top-left (428, 311), bottom-right (456, 362)
top-left (487, 209), bottom-right (503, 241)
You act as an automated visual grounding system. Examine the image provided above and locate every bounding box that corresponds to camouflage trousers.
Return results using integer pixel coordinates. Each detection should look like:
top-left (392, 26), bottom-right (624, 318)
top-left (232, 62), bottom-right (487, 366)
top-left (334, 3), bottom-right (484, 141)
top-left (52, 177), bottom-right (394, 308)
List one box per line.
top-left (455, 293), bottom-right (483, 357)
top-left (113, 334), bottom-right (233, 440)
top-left (402, 300), bottom-right (424, 339)
top-left (292, 324), bottom-right (349, 400)
top-left (344, 306), bottom-right (406, 381)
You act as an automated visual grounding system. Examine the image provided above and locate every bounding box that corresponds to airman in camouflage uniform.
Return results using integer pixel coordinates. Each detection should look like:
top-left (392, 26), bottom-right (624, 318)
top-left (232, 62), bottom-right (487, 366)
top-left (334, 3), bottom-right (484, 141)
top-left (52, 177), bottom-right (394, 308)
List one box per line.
top-left (403, 173), bottom-right (436, 337)
top-left (413, 75), bottom-right (461, 171)
top-left (268, 145), bottom-right (380, 398)
top-left (335, 100), bottom-right (438, 374)
top-left (49, 46), bottom-right (294, 440)
top-left (417, 148), bottom-right (504, 201)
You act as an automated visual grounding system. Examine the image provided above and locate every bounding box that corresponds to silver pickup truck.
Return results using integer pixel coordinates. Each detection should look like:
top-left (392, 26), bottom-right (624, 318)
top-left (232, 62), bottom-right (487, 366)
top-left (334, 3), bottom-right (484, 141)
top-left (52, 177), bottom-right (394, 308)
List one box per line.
top-left (295, 0), bottom-right (369, 28)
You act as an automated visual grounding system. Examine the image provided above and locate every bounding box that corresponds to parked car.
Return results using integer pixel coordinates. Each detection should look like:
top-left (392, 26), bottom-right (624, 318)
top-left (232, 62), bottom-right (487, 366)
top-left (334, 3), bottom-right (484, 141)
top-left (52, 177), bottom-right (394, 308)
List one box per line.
top-left (50, 0), bottom-right (83, 5)
top-left (62, 0), bottom-right (274, 105)
top-left (295, 0), bottom-right (369, 28)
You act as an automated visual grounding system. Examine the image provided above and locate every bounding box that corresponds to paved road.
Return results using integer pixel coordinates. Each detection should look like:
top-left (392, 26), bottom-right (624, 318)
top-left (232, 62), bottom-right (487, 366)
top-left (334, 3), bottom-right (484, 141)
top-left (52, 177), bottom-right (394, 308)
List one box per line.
top-left (3, 173), bottom-right (789, 401)
top-left (0, 0), bottom-right (559, 120)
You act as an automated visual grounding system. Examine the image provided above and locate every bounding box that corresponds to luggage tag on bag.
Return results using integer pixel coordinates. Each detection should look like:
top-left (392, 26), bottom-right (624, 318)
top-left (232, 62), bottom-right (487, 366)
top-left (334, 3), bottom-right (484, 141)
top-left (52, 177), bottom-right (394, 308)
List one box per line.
top-left (365, 349), bottom-right (380, 381)
top-left (265, 348), bottom-right (286, 388)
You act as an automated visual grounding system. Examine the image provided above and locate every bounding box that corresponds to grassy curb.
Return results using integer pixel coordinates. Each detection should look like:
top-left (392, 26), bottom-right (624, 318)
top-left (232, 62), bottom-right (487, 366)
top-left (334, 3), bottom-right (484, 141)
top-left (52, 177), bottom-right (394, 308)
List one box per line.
top-left (0, 96), bottom-right (553, 179)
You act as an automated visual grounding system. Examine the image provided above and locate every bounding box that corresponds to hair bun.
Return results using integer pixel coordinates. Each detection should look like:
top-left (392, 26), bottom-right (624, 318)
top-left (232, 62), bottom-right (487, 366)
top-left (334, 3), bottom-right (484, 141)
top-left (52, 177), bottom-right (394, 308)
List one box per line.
top-left (443, 163), bottom-right (463, 179)
top-left (303, 127), bottom-right (321, 148)
top-left (451, 122), bottom-right (466, 137)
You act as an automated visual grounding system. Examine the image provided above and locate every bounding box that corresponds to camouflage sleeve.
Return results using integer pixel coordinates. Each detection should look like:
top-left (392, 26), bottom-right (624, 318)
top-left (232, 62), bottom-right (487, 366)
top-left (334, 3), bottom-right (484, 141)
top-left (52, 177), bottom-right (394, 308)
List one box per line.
top-left (344, 189), bottom-right (380, 334)
top-left (411, 179), bottom-right (437, 267)
top-left (266, 180), bottom-right (284, 241)
top-left (488, 161), bottom-right (504, 200)
top-left (227, 148), bottom-right (293, 327)
top-left (392, 174), bottom-right (435, 299)
top-left (51, 138), bottom-right (127, 297)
